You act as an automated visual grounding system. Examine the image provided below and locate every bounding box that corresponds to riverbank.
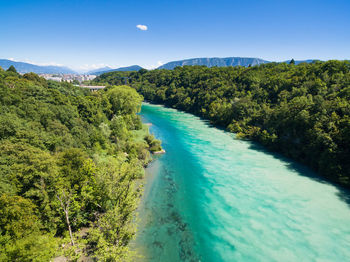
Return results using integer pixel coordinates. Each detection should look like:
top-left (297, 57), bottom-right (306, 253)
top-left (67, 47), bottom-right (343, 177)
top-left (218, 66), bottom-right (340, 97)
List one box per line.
top-left (92, 62), bottom-right (350, 189)
top-left (132, 102), bottom-right (350, 262)
top-left (131, 103), bottom-right (202, 261)
top-left (142, 101), bottom-right (350, 191)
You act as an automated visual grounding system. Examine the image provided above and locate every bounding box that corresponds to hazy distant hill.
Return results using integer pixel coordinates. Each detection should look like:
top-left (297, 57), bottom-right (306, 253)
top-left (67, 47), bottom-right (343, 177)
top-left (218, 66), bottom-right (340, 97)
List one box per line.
top-left (86, 67), bottom-right (112, 75)
top-left (158, 57), bottom-right (270, 70)
top-left (92, 65), bottom-right (143, 75)
top-left (0, 59), bottom-right (77, 74)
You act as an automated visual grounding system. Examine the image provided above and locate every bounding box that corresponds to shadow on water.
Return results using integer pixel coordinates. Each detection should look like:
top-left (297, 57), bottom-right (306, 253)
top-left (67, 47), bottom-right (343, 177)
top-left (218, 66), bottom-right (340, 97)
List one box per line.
top-left (142, 102), bottom-right (350, 208)
top-left (198, 113), bottom-right (350, 209)
top-left (246, 140), bottom-right (350, 208)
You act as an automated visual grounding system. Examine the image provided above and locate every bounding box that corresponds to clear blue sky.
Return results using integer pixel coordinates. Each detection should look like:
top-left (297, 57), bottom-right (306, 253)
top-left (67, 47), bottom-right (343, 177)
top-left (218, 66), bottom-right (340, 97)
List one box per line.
top-left (0, 0), bottom-right (349, 71)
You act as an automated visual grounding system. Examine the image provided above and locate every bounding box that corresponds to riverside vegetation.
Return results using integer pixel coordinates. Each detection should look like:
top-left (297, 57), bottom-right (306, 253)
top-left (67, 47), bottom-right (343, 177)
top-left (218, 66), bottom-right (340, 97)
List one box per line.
top-left (0, 66), bottom-right (161, 261)
top-left (93, 60), bottom-right (350, 187)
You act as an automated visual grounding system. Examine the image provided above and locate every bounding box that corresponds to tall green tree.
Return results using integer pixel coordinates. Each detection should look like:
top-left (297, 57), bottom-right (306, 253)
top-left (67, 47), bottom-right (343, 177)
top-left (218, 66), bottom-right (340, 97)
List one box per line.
top-left (6, 65), bottom-right (18, 73)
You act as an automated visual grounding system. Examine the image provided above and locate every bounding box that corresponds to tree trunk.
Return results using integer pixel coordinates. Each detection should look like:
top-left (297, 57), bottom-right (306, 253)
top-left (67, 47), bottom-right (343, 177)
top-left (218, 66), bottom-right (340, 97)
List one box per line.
top-left (57, 193), bottom-right (75, 246)
top-left (65, 209), bottom-right (75, 246)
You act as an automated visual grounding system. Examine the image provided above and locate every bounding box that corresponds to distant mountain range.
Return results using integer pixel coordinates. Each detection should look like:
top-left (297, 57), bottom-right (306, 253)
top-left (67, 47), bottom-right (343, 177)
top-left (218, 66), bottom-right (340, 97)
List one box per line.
top-left (89, 57), bottom-right (317, 74)
top-left (158, 57), bottom-right (270, 69)
top-left (0, 59), bottom-right (77, 74)
top-left (158, 57), bottom-right (319, 70)
top-left (90, 65), bottom-right (143, 75)
top-left (0, 59), bottom-right (144, 75)
top-left (0, 57), bottom-right (320, 75)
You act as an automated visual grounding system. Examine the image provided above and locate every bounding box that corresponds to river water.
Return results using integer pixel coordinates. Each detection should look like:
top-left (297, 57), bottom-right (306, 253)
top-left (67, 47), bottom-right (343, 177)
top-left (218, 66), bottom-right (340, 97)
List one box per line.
top-left (133, 103), bottom-right (350, 262)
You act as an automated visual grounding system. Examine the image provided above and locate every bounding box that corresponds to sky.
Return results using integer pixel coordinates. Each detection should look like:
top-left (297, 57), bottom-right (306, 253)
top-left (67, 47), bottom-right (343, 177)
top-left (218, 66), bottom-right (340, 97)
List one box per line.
top-left (0, 0), bottom-right (349, 72)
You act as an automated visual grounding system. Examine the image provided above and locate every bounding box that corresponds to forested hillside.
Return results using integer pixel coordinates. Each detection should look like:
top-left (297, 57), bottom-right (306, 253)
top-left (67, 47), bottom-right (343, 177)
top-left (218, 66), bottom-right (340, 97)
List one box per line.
top-left (94, 61), bottom-right (350, 188)
top-left (0, 66), bottom-right (160, 261)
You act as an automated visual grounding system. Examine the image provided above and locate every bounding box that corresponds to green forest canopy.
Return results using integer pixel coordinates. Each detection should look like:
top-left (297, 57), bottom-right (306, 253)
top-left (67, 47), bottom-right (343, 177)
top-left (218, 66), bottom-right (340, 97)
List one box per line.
top-left (0, 67), bottom-right (161, 261)
top-left (94, 60), bottom-right (350, 188)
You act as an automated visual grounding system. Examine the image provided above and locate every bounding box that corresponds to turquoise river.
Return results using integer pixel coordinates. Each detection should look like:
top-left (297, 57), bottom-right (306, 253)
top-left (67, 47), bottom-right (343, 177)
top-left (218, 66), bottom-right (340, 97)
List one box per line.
top-left (133, 103), bottom-right (350, 262)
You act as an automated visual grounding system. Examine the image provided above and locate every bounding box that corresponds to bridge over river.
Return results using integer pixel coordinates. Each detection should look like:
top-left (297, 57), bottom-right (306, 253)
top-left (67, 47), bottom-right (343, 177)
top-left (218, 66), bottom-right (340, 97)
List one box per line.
top-left (78, 85), bottom-right (106, 91)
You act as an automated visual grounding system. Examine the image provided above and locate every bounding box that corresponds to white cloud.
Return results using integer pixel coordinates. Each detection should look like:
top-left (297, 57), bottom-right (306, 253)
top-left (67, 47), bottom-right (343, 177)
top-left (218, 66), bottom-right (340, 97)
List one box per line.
top-left (71, 63), bottom-right (116, 73)
top-left (45, 62), bottom-right (64, 66)
top-left (21, 58), bottom-right (63, 67)
top-left (136, 24), bottom-right (148, 31)
top-left (32, 61), bottom-right (64, 67)
top-left (146, 61), bottom-right (164, 70)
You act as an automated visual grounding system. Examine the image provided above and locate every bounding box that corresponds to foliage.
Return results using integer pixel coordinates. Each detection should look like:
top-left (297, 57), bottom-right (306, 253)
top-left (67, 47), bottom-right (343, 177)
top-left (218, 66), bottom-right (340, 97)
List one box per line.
top-left (145, 134), bottom-right (162, 152)
top-left (0, 194), bottom-right (58, 261)
top-left (6, 65), bottom-right (18, 74)
top-left (0, 69), bottom-right (153, 260)
top-left (94, 61), bottom-right (350, 187)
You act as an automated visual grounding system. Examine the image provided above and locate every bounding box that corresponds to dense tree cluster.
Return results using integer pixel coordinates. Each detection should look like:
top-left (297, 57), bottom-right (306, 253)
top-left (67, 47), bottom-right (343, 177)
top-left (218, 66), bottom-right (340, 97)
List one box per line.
top-left (0, 67), bottom-right (160, 261)
top-left (94, 61), bottom-right (350, 187)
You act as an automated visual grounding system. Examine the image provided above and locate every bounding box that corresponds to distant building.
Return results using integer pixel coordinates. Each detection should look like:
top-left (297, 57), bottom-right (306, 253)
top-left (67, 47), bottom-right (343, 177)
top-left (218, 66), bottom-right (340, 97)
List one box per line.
top-left (46, 76), bottom-right (62, 82)
top-left (39, 74), bottom-right (97, 83)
